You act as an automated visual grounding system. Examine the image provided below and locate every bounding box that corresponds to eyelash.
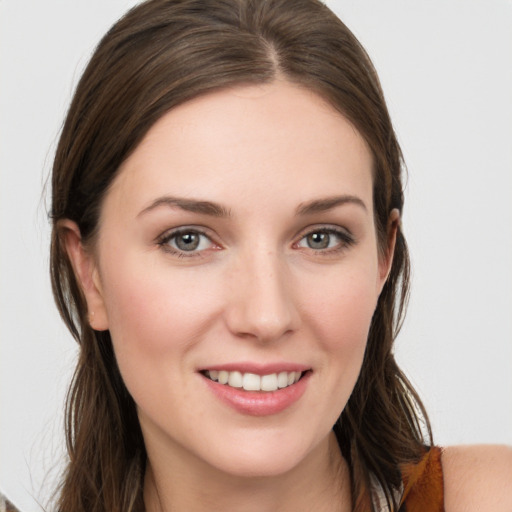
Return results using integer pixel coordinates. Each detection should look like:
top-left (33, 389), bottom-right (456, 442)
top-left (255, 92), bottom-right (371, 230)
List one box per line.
top-left (156, 227), bottom-right (215, 258)
top-left (156, 226), bottom-right (355, 258)
top-left (294, 227), bottom-right (355, 256)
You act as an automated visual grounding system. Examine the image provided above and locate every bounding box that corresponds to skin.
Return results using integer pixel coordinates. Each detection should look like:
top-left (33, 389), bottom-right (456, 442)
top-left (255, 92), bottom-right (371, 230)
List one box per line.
top-left (65, 80), bottom-right (391, 511)
top-left (62, 80), bottom-right (512, 510)
top-left (442, 445), bottom-right (512, 512)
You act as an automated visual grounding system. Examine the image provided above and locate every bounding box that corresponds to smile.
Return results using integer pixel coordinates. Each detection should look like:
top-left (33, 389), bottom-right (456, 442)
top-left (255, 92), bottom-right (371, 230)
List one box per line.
top-left (202, 368), bottom-right (311, 416)
top-left (204, 370), bottom-right (303, 392)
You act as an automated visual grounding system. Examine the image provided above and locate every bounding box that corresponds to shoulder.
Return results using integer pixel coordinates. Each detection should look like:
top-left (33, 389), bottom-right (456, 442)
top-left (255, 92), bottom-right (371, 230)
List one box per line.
top-left (442, 444), bottom-right (512, 512)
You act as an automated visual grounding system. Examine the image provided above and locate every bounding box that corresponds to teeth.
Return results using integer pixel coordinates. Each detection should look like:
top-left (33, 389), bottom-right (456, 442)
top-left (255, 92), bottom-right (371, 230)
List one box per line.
top-left (261, 373), bottom-right (278, 391)
top-left (218, 370), bottom-right (229, 384)
top-left (277, 371), bottom-right (288, 388)
top-left (242, 373), bottom-right (260, 391)
top-left (205, 370), bottom-right (303, 391)
top-left (228, 371), bottom-right (243, 388)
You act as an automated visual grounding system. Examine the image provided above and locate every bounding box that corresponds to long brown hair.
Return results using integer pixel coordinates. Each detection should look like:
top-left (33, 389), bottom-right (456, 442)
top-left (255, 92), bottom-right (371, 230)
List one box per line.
top-left (50, 1), bottom-right (431, 510)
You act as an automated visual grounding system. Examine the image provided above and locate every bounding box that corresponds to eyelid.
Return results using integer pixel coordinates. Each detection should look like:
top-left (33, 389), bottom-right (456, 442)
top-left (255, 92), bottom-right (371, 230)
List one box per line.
top-left (294, 223), bottom-right (353, 240)
top-left (156, 226), bottom-right (220, 257)
top-left (293, 224), bottom-right (355, 253)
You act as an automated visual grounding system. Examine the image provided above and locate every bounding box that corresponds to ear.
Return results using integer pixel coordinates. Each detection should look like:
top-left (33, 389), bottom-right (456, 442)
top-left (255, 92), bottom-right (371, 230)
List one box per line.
top-left (59, 220), bottom-right (109, 331)
top-left (377, 208), bottom-right (400, 293)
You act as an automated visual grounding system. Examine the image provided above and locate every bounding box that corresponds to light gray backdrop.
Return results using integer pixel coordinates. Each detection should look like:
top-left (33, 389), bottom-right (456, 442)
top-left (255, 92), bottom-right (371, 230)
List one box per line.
top-left (1, 1), bottom-right (511, 510)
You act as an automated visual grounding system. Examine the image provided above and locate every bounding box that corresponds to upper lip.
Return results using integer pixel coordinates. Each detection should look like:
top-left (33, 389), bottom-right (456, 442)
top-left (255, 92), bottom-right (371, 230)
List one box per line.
top-left (198, 362), bottom-right (311, 375)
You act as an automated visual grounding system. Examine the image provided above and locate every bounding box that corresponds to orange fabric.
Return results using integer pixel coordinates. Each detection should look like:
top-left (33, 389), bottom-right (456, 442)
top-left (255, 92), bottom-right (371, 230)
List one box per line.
top-left (399, 446), bottom-right (445, 511)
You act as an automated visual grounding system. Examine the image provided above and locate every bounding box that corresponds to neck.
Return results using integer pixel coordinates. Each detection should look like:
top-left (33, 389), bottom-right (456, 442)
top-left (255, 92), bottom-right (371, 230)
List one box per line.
top-left (144, 431), bottom-right (351, 512)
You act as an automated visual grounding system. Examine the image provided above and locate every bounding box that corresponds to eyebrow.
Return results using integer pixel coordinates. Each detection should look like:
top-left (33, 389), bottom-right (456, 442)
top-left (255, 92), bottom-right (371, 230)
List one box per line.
top-left (296, 195), bottom-right (367, 215)
top-left (138, 194), bottom-right (367, 219)
top-left (138, 196), bottom-right (231, 218)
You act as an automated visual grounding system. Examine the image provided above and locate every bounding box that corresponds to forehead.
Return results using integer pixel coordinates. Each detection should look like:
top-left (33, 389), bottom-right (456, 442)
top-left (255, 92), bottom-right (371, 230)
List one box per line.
top-left (108, 80), bottom-right (374, 217)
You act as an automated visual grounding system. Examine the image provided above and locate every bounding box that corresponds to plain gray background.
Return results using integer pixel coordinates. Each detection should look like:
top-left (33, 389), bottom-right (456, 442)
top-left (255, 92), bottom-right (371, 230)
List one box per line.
top-left (1, 1), bottom-right (511, 510)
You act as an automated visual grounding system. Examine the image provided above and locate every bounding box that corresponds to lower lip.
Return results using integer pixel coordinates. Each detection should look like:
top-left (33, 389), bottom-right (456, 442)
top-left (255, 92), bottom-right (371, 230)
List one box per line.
top-left (203, 372), bottom-right (311, 416)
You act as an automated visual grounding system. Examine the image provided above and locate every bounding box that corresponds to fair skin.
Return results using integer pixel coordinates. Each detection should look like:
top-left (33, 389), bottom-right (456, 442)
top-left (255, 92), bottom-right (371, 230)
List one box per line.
top-left (63, 81), bottom-right (512, 511)
top-left (442, 445), bottom-right (512, 511)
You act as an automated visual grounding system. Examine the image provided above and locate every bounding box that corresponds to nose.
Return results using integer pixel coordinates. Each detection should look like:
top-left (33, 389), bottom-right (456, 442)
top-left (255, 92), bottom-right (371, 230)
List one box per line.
top-left (224, 249), bottom-right (300, 343)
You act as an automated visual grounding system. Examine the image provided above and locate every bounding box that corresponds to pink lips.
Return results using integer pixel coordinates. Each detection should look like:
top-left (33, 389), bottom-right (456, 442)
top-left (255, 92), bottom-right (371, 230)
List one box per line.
top-left (200, 364), bottom-right (311, 416)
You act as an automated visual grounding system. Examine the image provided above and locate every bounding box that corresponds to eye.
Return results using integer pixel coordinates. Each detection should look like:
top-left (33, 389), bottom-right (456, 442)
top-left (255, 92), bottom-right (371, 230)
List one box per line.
top-left (296, 228), bottom-right (354, 252)
top-left (157, 228), bottom-right (216, 255)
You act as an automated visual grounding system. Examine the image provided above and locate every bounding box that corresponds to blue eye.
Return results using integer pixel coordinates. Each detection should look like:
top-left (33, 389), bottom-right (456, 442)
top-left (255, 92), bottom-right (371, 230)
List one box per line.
top-left (158, 229), bottom-right (214, 255)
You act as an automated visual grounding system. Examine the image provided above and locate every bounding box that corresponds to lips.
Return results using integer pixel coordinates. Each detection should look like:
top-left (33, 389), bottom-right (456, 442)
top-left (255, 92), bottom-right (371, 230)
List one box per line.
top-left (200, 365), bottom-right (311, 416)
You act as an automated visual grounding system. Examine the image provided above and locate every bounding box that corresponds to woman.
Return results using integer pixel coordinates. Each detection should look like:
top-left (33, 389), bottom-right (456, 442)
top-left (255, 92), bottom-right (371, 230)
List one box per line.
top-left (46, 0), bottom-right (511, 510)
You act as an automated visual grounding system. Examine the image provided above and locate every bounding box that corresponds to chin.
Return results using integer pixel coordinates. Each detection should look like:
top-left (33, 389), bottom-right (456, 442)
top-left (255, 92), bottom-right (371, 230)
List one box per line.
top-left (198, 430), bottom-right (326, 479)
top-left (213, 454), bottom-right (306, 479)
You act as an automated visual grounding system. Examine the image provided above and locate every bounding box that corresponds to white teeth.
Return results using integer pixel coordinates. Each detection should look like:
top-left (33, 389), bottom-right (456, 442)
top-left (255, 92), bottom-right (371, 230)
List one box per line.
top-left (261, 373), bottom-right (278, 391)
top-left (277, 371), bottom-right (289, 388)
top-left (205, 370), bottom-right (303, 391)
top-left (228, 371), bottom-right (243, 388)
top-left (242, 373), bottom-right (261, 391)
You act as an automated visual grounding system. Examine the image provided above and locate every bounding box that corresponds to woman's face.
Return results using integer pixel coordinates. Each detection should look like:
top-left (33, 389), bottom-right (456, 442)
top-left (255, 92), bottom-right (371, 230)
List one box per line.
top-left (79, 81), bottom-right (392, 478)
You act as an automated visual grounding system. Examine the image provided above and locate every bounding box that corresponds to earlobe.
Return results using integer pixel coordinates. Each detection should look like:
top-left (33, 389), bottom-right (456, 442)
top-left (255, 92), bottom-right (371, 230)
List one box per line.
top-left (377, 208), bottom-right (400, 291)
top-left (59, 220), bottom-right (109, 331)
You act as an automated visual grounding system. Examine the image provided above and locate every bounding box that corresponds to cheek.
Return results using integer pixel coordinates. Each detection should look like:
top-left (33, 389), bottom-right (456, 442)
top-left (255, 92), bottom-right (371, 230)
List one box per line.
top-left (99, 258), bottom-right (225, 426)
top-left (98, 253), bottom-right (224, 402)
top-left (304, 267), bottom-right (378, 348)
top-left (302, 267), bottom-right (379, 395)
top-left (288, 268), bottom-right (379, 436)
top-left (102, 259), bottom-right (215, 347)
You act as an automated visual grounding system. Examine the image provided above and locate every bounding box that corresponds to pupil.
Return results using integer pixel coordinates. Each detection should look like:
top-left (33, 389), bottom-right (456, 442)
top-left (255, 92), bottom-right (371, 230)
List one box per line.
top-left (308, 232), bottom-right (329, 249)
top-left (176, 233), bottom-right (199, 251)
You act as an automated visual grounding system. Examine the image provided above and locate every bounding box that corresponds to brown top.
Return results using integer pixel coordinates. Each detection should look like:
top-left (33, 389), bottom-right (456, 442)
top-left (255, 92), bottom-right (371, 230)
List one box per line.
top-left (399, 446), bottom-right (445, 511)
